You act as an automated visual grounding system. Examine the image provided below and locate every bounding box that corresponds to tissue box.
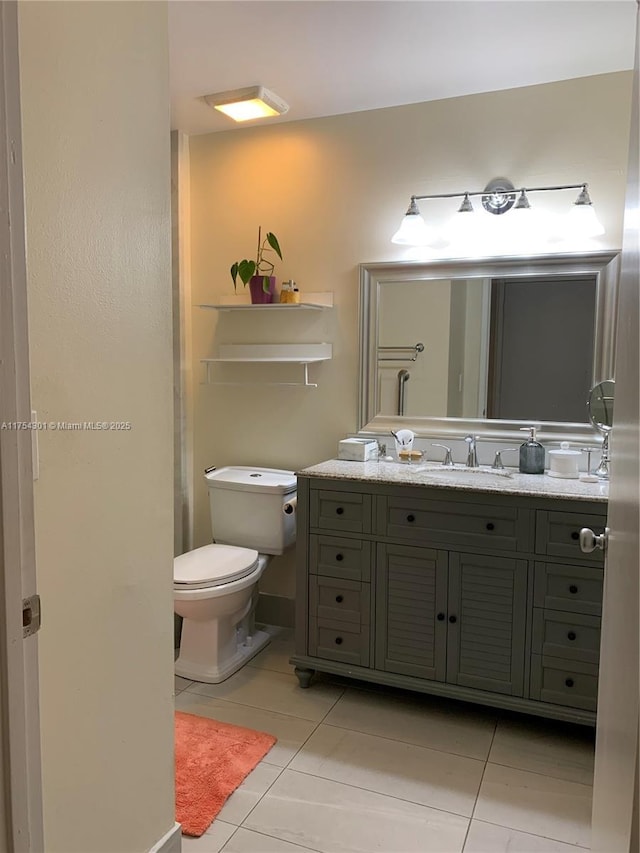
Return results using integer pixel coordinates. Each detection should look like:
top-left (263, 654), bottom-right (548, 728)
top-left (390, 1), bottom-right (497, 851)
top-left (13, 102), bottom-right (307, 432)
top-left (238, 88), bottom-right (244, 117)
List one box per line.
top-left (338, 438), bottom-right (379, 462)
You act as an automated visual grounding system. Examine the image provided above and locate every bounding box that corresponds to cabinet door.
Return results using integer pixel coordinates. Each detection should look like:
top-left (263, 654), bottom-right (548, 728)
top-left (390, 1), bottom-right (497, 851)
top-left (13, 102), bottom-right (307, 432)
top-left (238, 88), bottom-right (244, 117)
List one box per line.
top-left (375, 543), bottom-right (447, 681)
top-left (446, 552), bottom-right (528, 696)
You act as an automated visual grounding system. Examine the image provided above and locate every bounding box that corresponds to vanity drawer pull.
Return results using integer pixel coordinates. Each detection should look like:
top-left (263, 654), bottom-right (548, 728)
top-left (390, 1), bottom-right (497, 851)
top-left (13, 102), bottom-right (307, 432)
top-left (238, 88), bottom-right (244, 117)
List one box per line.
top-left (335, 636), bottom-right (343, 645)
top-left (437, 612), bottom-right (445, 621)
top-left (449, 615), bottom-right (457, 624)
top-left (335, 553), bottom-right (344, 562)
top-left (486, 522), bottom-right (495, 531)
top-left (406, 514), bottom-right (415, 523)
top-left (565, 677), bottom-right (574, 688)
top-left (571, 531), bottom-right (580, 541)
top-left (569, 585), bottom-right (579, 594)
top-left (335, 595), bottom-right (344, 604)
top-left (336, 507), bottom-right (344, 515)
top-left (568, 631), bottom-right (577, 641)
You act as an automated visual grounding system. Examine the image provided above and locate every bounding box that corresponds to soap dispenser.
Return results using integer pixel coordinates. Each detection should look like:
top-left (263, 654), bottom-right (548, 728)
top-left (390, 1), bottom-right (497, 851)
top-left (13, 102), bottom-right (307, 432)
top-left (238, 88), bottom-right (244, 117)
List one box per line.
top-left (519, 426), bottom-right (545, 475)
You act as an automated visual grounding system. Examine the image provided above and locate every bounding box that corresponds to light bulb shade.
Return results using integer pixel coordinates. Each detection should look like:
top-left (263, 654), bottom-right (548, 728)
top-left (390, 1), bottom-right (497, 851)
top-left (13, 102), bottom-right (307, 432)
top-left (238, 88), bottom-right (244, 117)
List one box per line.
top-left (446, 209), bottom-right (478, 241)
top-left (391, 201), bottom-right (434, 245)
top-left (567, 202), bottom-right (605, 237)
top-left (514, 190), bottom-right (531, 210)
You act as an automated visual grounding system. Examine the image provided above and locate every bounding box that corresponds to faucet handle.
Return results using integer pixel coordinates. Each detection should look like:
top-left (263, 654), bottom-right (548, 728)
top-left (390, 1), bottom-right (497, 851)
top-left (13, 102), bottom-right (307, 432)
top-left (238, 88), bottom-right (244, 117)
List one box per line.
top-left (431, 443), bottom-right (454, 466)
top-left (492, 448), bottom-right (518, 470)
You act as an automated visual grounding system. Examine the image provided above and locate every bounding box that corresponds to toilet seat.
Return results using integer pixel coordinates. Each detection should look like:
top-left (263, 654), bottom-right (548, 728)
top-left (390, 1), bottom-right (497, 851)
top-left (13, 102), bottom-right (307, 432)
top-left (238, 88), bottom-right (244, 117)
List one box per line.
top-left (174, 544), bottom-right (259, 590)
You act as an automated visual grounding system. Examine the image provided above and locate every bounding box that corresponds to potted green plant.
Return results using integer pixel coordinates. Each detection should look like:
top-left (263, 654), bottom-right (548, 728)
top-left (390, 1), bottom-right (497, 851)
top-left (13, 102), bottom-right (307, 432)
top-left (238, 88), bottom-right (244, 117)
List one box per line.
top-left (230, 227), bottom-right (283, 304)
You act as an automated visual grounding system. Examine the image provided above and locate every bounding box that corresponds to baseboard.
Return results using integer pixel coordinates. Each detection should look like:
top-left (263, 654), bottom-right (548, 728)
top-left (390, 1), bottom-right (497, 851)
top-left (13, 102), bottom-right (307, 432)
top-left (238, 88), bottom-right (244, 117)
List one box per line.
top-left (148, 822), bottom-right (181, 853)
top-left (256, 593), bottom-right (294, 629)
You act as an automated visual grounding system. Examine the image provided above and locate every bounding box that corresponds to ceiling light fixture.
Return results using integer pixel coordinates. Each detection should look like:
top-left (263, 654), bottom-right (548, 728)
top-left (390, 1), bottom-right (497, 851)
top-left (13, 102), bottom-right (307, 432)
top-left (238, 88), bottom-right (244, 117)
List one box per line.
top-left (391, 178), bottom-right (605, 246)
top-left (203, 85), bottom-right (289, 123)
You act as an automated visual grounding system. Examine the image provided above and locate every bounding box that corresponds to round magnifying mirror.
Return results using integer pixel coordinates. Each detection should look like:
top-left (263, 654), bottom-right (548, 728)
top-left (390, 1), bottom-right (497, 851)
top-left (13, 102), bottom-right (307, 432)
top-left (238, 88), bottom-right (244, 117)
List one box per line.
top-left (587, 379), bottom-right (615, 432)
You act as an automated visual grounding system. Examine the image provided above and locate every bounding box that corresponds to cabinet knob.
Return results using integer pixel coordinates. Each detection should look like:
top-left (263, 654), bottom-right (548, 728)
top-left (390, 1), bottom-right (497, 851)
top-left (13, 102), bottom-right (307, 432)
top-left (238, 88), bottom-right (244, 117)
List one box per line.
top-left (567, 631), bottom-right (577, 641)
top-left (569, 585), bottom-right (579, 594)
top-left (336, 507), bottom-right (344, 515)
top-left (406, 514), bottom-right (415, 523)
top-left (335, 636), bottom-right (343, 645)
top-left (335, 553), bottom-right (344, 562)
top-left (335, 595), bottom-right (344, 604)
top-left (449, 615), bottom-right (457, 624)
top-left (565, 677), bottom-right (574, 688)
top-left (485, 522), bottom-right (495, 531)
top-left (571, 531), bottom-right (580, 541)
top-left (437, 612), bottom-right (445, 621)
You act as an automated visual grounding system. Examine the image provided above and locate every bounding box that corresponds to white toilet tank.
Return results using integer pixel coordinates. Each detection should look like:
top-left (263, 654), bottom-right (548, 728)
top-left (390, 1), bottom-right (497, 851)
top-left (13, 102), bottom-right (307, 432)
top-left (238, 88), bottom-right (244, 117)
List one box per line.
top-left (205, 466), bottom-right (297, 555)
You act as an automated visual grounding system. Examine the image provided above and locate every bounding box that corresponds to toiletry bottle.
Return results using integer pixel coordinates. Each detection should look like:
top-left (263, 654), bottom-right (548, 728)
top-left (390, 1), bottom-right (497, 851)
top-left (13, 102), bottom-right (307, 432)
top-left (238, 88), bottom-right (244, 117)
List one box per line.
top-left (519, 426), bottom-right (545, 474)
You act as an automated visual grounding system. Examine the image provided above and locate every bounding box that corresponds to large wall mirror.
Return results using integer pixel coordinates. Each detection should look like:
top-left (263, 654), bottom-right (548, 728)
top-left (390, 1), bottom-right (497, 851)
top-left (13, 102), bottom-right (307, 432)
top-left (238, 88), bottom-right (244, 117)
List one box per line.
top-left (358, 251), bottom-right (619, 441)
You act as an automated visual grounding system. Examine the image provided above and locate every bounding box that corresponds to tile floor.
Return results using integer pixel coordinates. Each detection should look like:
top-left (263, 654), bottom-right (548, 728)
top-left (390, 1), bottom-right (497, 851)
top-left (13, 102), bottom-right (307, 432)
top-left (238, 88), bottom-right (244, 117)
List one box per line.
top-left (174, 627), bottom-right (595, 853)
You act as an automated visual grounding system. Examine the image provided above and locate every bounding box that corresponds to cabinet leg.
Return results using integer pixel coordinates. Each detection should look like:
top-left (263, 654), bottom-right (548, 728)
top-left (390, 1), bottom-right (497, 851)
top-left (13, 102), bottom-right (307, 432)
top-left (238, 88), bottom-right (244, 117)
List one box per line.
top-left (294, 666), bottom-right (315, 688)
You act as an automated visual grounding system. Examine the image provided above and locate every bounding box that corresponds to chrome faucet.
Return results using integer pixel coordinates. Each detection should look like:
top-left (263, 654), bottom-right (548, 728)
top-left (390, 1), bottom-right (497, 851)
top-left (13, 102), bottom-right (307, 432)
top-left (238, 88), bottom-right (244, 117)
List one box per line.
top-left (464, 434), bottom-right (479, 467)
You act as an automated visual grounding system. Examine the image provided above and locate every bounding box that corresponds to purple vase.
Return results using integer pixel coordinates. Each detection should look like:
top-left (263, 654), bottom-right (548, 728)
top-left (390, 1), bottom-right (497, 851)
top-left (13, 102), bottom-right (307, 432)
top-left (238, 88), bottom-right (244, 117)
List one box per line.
top-left (249, 275), bottom-right (276, 304)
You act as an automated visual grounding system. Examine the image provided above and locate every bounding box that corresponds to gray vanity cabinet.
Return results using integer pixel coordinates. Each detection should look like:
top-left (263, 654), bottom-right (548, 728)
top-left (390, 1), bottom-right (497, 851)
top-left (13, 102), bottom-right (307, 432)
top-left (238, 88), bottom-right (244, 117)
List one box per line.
top-left (374, 545), bottom-right (527, 695)
top-left (446, 552), bottom-right (528, 696)
top-left (375, 543), bottom-right (448, 681)
top-left (292, 475), bottom-right (607, 724)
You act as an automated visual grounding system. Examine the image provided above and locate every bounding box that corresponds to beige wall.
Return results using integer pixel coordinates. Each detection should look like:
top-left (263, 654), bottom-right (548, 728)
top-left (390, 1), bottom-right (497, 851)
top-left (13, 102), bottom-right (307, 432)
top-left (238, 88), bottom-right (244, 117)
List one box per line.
top-left (19, 3), bottom-right (175, 851)
top-left (189, 71), bottom-right (632, 599)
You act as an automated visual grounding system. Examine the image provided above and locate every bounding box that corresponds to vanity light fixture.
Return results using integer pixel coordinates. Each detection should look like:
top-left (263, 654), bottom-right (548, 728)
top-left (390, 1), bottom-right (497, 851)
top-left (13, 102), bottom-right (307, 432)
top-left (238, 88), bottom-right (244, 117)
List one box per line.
top-left (391, 177), bottom-right (605, 245)
top-left (203, 85), bottom-right (289, 122)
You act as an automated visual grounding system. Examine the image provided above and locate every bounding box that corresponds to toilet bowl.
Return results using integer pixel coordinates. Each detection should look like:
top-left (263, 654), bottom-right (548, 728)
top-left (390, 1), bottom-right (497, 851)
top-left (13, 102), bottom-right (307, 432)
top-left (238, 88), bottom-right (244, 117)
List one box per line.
top-left (174, 544), bottom-right (271, 683)
top-left (174, 466), bottom-right (296, 684)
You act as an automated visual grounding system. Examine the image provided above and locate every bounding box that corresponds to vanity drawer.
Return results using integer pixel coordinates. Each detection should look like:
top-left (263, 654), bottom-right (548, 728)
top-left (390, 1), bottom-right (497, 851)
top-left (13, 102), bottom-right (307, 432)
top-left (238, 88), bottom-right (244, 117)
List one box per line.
top-left (532, 609), bottom-right (601, 664)
top-left (309, 576), bottom-right (370, 626)
top-left (309, 617), bottom-right (370, 667)
top-left (530, 654), bottom-right (598, 711)
top-left (309, 535), bottom-right (371, 582)
top-left (535, 511), bottom-right (606, 565)
top-left (310, 489), bottom-right (372, 535)
top-left (534, 562), bottom-right (603, 615)
top-left (377, 496), bottom-right (531, 552)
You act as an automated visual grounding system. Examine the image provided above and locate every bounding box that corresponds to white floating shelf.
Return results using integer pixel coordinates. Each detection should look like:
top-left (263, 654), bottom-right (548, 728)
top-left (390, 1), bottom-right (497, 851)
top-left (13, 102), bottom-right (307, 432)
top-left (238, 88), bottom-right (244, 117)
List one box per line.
top-left (199, 302), bottom-right (331, 312)
top-left (198, 291), bottom-right (333, 311)
top-left (204, 343), bottom-right (332, 363)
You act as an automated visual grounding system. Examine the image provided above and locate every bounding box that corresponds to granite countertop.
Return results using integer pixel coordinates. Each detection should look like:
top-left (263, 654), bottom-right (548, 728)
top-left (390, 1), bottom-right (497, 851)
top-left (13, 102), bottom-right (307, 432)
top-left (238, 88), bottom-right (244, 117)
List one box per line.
top-left (298, 459), bottom-right (609, 503)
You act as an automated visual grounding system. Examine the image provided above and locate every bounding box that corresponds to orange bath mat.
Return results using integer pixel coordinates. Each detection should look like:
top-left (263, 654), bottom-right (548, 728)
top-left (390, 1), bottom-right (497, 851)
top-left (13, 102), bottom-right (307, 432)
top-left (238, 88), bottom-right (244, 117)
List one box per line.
top-left (175, 711), bottom-right (277, 837)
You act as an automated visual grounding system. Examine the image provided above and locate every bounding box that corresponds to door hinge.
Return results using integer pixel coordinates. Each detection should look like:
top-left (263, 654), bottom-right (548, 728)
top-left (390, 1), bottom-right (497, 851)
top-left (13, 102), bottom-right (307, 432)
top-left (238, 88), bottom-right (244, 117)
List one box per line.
top-left (22, 594), bottom-right (41, 638)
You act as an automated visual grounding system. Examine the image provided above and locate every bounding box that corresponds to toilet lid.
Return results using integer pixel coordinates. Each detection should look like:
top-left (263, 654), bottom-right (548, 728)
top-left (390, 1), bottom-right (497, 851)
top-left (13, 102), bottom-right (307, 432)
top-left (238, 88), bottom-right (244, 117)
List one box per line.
top-left (174, 544), bottom-right (259, 588)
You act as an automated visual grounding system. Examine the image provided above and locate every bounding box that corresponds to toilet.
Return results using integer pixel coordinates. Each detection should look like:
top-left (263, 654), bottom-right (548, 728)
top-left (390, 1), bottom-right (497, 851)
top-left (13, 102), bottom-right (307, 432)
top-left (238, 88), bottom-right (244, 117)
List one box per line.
top-left (174, 466), bottom-right (297, 683)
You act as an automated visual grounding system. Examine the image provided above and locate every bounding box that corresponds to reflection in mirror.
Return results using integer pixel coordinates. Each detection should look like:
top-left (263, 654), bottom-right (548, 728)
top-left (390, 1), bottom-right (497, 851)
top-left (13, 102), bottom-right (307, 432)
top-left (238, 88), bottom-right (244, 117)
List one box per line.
top-left (359, 252), bottom-right (620, 441)
top-left (378, 275), bottom-right (597, 422)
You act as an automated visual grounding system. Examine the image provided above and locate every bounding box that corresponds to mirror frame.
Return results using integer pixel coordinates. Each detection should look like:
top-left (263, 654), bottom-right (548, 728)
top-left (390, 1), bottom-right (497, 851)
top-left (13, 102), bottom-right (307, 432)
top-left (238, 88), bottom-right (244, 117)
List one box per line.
top-left (358, 250), bottom-right (620, 442)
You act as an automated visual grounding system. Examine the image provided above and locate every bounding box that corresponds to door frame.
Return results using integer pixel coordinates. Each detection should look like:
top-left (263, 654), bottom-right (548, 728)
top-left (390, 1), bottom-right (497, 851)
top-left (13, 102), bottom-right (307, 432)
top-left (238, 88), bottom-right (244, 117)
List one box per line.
top-left (0, 2), bottom-right (44, 850)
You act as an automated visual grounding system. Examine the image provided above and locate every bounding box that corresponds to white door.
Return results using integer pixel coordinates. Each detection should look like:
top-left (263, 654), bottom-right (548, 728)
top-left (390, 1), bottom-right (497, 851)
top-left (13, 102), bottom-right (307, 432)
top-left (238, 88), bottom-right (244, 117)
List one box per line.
top-left (591, 5), bottom-right (640, 851)
top-left (0, 2), bottom-right (44, 850)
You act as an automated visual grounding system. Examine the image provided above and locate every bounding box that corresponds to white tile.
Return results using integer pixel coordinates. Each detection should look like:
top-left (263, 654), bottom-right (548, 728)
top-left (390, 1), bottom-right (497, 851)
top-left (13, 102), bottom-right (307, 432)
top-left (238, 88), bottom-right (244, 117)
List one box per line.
top-left (474, 763), bottom-right (592, 848)
top-left (187, 667), bottom-right (344, 722)
top-left (489, 717), bottom-right (595, 785)
top-left (182, 821), bottom-right (237, 852)
top-left (175, 691), bottom-right (318, 768)
top-left (464, 820), bottom-right (590, 852)
top-left (217, 763), bottom-right (282, 825)
top-left (323, 686), bottom-right (496, 760)
top-left (221, 827), bottom-right (319, 852)
top-left (247, 634), bottom-right (296, 675)
top-left (175, 675), bottom-right (194, 694)
top-left (244, 768), bottom-right (469, 853)
top-left (290, 724), bottom-right (483, 817)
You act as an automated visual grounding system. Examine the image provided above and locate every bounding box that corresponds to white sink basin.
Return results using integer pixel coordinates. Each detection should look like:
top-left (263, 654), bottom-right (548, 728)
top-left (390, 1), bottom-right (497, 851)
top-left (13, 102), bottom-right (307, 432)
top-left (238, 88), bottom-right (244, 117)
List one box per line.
top-left (413, 464), bottom-right (514, 479)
